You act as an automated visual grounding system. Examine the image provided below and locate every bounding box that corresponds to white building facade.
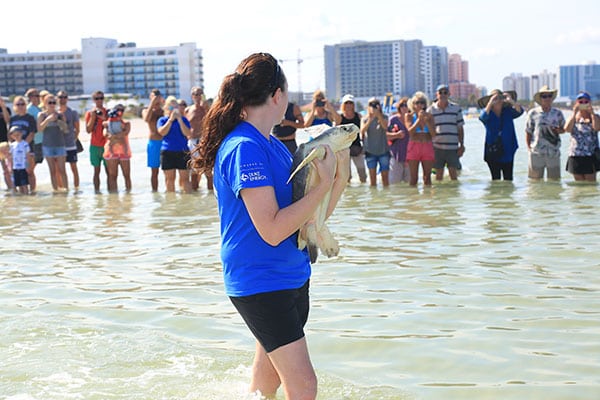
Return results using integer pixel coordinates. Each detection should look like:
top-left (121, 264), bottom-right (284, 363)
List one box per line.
top-left (0, 38), bottom-right (204, 99)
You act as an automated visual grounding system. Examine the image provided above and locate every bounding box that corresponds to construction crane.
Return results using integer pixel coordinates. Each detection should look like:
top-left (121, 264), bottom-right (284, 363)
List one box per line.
top-left (279, 49), bottom-right (304, 96)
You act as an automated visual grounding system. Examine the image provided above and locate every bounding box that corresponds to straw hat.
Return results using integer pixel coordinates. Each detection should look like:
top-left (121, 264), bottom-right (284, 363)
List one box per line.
top-left (477, 89), bottom-right (517, 109)
top-left (533, 85), bottom-right (557, 105)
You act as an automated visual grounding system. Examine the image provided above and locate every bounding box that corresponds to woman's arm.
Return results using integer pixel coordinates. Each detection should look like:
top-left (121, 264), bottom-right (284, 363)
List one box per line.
top-left (178, 117), bottom-right (191, 138)
top-left (564, 105), bottom-right (579, 133)
top-left (240, 146), bottom-right (336, 246)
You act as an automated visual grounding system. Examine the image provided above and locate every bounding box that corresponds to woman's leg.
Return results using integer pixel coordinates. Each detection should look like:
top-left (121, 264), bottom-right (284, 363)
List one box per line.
top-left (486, 161), bottom-right (501, 180)
top-left (56, 156), bottom-right (68, 190)
top-left (179, 169), bottom-right (192, 193)
top-left (422, 160), bottom-right (433, 186)
top-left (47, 157), bottom-right (58, 190)
top-left (120, 160), bottom-right (132, 192)
top-left (106, 159), bottom-right (119, 193)
top-left (584, 173), bottom-right (597, 182)
top-left (249, 341), bottom-right (281, 399)
top-left (164, 169), bottom-right (176, 192)
top-left (267, 337), bottom-right (317, 400)
top-left (501, 162), bottom-right (514, 181)
top-left (408, 160), bottom-right (419, 186)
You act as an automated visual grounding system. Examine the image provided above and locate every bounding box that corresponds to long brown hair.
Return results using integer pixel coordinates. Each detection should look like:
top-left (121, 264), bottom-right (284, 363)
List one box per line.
top-left (191, 52), bottom-right (286, 175)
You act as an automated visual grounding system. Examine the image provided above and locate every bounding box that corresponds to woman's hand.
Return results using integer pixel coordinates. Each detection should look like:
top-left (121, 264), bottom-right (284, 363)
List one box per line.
top-left (312, 145), bottom-right (336, 189)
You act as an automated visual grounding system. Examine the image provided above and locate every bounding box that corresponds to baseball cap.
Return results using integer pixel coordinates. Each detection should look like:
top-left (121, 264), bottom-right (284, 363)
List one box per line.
top-left (576, 91), bottom-right (591, 101)
top-left (341, 94), bottom-right (355, 104)
top-left (9, 125), bottom-right (27, 134)
top-left (436, 84), bottom-right (449, 92)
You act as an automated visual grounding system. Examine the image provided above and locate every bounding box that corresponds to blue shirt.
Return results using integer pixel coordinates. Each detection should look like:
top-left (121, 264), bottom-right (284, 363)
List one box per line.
top-left (214, 121), bottom-right (310, 297)
top-left (479, 107), bottom-right (523, 163)
top-left (157, 116), bottom-right (190, 151)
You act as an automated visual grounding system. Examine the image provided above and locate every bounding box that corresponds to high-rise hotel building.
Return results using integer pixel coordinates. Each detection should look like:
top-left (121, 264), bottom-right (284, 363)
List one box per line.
top-left (559, 63), bottom-right (600, 100)
top-left (0, 38), bottom-right (204, 98)
top-left (324, 39), bottom-right (448, 101)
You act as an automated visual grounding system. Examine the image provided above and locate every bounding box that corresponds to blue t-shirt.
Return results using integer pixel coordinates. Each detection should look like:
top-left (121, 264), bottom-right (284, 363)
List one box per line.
top-left (157, 116), bottom-right (190, 151)
top-left (215, 121), bottom-right (310, 297)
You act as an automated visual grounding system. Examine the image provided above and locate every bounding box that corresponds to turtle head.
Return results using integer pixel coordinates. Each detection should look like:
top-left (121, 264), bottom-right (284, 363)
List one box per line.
top-left (328, 123), bottom-right (359, 151)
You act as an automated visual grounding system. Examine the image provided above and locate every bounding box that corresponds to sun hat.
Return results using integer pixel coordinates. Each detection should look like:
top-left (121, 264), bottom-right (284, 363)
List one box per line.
top-left (533, 85), bottom-right (557, 105)
top-left (9, 125), bottom-right (27, 135)
top-left (341, 94), bottom-right (355, 104)
top-left (477, 89), bottom-right (517, 109)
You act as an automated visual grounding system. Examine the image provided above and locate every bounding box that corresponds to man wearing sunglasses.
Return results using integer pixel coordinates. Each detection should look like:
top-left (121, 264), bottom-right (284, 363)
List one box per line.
top-left (525, 86), bottom-right (565, 181)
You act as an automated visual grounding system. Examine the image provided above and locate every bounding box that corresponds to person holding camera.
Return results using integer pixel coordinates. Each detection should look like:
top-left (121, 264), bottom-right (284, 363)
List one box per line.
top-left (477, 89), bottom-right (523, 181)
top-left (405, 91), bottom-right (437, 186)
top-left (304, 89), bottom-right (340, 127)
top-left (143, 88), bottom-right (165, 192)
top-left (361, 97), bottom-right (390, 187)
top-left (103, 104), bottom-right (132, 193)
top-left (339, 94), bottom-right (367, 183)
top-left (157, 96), bottom-right (192, 193)
top-left (564, 91), bottom-right (600, 182)
top-left (38, 93), bottom-right (68, 191)
top-left (85, 90), bottom-right (108, 192)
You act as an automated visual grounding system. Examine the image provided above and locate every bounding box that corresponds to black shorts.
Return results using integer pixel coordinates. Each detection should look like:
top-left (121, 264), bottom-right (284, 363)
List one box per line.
top-left (566, 156), bottom-right (599, 175)
top-left (33, 143), bottom-right (44, 164)
top-left (160, 150), bottom-right (190, 170)
top-left (66, 149), bottom-right (78, 163)
top-left (13, 169), bottom-right (29, 187)
top-left (230, 280), bottom-right (310, 353)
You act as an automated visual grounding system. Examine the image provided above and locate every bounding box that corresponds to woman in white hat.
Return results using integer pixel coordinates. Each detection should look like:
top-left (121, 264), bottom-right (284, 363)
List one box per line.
top-left (525, 85), bottom-right (565, 180)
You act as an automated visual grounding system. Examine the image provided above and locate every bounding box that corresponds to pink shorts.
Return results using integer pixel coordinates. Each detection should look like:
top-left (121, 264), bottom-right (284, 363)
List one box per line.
top-left (406, 141), bottom-right (435, 161)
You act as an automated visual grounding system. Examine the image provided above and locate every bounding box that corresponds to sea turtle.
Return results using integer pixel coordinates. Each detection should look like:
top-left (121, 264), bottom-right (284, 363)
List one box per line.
top-left (287, 123), bottom-right (359, 263)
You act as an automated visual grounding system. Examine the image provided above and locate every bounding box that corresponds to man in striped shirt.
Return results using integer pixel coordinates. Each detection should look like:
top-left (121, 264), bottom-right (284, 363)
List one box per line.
top-left (429, 84), bottom-right (465, 181)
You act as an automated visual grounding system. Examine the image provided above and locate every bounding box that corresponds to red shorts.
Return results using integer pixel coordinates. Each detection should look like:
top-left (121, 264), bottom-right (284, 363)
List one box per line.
top-left (406, 141), bottom-right (435, 161)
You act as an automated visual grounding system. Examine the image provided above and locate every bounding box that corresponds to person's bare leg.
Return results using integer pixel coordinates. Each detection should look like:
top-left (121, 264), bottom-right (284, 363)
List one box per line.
top-left (249, 341), bottom-right (281, 399)
top-left (268, 337), bottom-right (317, 400)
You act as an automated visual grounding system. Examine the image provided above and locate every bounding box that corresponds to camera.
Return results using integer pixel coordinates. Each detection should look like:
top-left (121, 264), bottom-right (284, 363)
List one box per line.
top-left (369, 102), bottom-right (379, 109)
top-left (95, 109), bottom-right (103, 116)
top-left (315, 100), bottom-right (325, 107)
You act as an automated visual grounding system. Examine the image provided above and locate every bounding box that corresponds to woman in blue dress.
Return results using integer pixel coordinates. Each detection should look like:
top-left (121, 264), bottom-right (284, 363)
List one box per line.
top-left (191, 53), bottom-right (347, 400)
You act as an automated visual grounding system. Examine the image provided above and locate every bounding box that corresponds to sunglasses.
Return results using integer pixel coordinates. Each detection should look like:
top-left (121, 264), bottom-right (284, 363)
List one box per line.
top-left (15, 103), bottom-right (26, 106)
top-left (192, 92), bottom-right (203, 96)
top-left (540, 94), bottom-right (554, 99)
top-left (438, 90), bottom-right (449, 95)
top-left (47, 101), bottom-right (57, 105)
top-left (415, 101), bottom-right (426, 105)
top-left (58, 95), bottom-right (68, 99)
top-left (94, 97), bottom-right (104, 100)
top-left (178, 103), bottom-right (187, 107)
top-left (30, 94), bottom-right (40, 97)
top-left (399, 103), bottom-right (408, 107)
top-left (578, 100), bottom-right (590, 104)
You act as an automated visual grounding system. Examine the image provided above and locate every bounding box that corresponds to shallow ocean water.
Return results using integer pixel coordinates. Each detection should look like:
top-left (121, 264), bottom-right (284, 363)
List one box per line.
top-left (1, 117), bottom-right (599, 399)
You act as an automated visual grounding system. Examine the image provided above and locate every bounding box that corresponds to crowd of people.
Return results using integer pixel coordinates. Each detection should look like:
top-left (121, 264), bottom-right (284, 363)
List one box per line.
top-left (0, 86), bottom-right (211, 195)
top-left (290, 84), bottom-right (599, 187)
top-left (1, 82), bottom-right (598, 195)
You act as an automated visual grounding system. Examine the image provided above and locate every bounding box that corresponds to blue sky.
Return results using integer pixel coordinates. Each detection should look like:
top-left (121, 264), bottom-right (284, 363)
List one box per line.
top-left (5, 0), bottom-right (600, 98)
